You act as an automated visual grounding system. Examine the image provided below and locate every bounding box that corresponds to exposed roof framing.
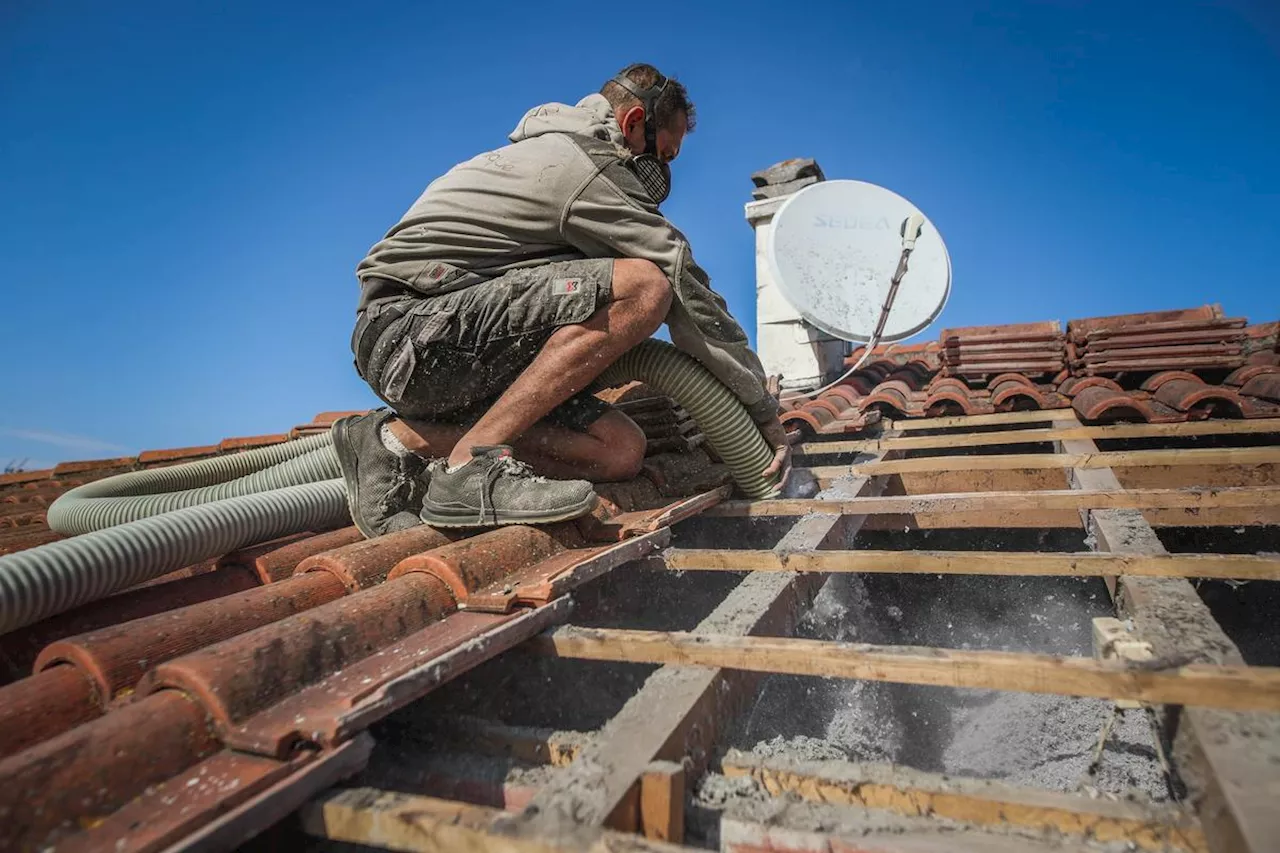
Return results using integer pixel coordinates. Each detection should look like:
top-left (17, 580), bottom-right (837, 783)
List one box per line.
top-left (2, 333), bottom-right (1278, 852)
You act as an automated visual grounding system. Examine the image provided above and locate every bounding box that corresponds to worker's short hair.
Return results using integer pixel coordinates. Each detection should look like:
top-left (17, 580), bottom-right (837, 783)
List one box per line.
top-left (601, 64), bottom-right (696, 133)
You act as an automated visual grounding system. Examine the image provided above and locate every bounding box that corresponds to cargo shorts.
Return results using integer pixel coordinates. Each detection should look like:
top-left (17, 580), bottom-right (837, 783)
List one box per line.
top-left (352, 258), bottom-right (616, 432)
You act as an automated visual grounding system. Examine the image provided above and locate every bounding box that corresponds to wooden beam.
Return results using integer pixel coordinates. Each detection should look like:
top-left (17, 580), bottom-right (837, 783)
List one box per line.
top-left (721, 813), bottom-right (1104, 853)
top-left (604, 784), bottom-right (640, 834)
top-left (887, 409), bottom-right (1063, 430)
top-left (856, 511), bottom-right (1083, 530)
top-left (504, 439), bottom-right (899, 839)
top-left (660, 548), bottom-right (1280, 580)
top-left (720, 752), bottom-right (1207, 853)
top-left (299, 787), bottom-right (694, 852)
top-left (640, 761), bottom-right (684, 843)
top-left (800, 417), bottom-right (1280, 456)
top-left (1056, 415), bottom-right (1130, 599)
top-left (502, 572), bottom-right (817, 839)
top-left (804, 446), bottom-right (1280, 479)
top-left (1109, 464), bottom-right (1278, 492)
top-left (1056, 413), bottom-right (1280, 853)
top-left (534, 627), bottom-right (1280, 713)
top-left (894, 467), bottom-right (1072, 495)
top-left (704, 485), bottom-right (1280, 518)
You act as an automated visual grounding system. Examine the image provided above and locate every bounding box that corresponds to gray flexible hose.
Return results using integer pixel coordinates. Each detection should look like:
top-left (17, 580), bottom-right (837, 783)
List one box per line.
top-left (0, 340), bottom-right (776, 635)
top-left (0, 481), bottom-right (348, 634)
top-left (600, 339), bottom-right (778, 500)
top-left (47, 433), bottom-right (341, 534)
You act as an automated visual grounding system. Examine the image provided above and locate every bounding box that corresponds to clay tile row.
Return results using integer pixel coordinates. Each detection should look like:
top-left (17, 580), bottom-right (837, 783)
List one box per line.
top-left (938, 320), bottom-right (1067, 381)
top-left (781, 305), bottom-right (1279, 435)
top-left (1066, 304), bottom-right (1249, 375)
top-left (0, 475), bottom-right (711, 851)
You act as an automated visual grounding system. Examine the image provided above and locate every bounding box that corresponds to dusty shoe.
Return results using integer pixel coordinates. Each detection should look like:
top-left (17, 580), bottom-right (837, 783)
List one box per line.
top-left (331, 410), bottom-right (429, 538)
top-left (420, 446), bottom-right (597, 528)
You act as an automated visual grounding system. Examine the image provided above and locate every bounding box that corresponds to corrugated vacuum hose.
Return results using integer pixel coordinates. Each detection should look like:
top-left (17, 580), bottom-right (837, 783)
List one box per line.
top-left (0, 340), bottom-right (777, 633)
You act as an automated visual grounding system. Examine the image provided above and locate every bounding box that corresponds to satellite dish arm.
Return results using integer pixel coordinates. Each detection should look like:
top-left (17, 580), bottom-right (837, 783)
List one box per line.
top-left (792, 214), bottom-right (926, 398)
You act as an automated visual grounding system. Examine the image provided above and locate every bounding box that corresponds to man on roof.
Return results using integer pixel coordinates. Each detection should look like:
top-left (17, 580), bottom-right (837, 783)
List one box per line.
top-left (334, 63), bottom-right (789, 537)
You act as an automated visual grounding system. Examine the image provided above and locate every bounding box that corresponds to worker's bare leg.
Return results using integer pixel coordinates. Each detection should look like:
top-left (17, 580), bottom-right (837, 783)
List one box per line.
top-left (442, 258), bottom-right (671, 469)
top-left (388, 407), bottom-right (646, 481)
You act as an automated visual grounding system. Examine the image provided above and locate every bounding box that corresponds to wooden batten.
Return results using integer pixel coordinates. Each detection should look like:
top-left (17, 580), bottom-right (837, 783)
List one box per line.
top-left (300, 402), bottom-right (1276, 853)
top-left (662, 548), bottom-right (1280, 581)
top-left (1056, 411), bottom-right (1280, 853)
top-left (814, 446), bottom-right (1280, 479)
top-left (893, 467), bottom-right (1074, 495)
top-left (300, 787), bottom-right (694, 852)
top-left (707, 486), bottom-right (1280, 518)
top-left (502, 439), bottom-right (901, 840)
top-left (1114, 463), bottom-right (1279, 491)
top-left (801, 417), bottom-right (1280, 457)
top-left (535, 627), bottom-right (1280, 713)
top-left (886, 410), bottom-right (1062, 430)
top-left (720, 753), bottom-right (1206, 853)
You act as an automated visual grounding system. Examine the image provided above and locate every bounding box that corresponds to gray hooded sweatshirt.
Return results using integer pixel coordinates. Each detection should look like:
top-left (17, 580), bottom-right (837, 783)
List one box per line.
top-left (356, 94), bottom-right (776, 422)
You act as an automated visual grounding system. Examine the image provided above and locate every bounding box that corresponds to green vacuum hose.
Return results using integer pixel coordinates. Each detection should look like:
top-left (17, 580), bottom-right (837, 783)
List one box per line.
top-left (0, 340), bottom-right (777, 634)
top-left (599, 339), bottom-right (778, 500)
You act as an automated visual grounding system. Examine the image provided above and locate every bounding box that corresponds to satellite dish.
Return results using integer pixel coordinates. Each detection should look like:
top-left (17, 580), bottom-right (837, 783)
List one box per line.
top-left (766, 180), bottom-right (951, 344)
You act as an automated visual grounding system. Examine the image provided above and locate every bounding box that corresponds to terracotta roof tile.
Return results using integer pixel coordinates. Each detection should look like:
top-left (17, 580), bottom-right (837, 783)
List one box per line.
top-left (0, 410), bottom-right (715, 846)
top-left (51, 456), bottom-right (137, 476)
top-left (1246, 351), bottom-right (1280, 366)
top-left (217, 527), bottom-right (364, 584)
top-left (310, 410), bottom-right (371, 426)
top-left (34, 570), bottom-right (349, 704)
top-left (0, 666), bottom-right (99, 761)
top-left (139, 572), bottom-right (455, 731)
top-left (0, 527), bottom-right (64, 556)
top-left (126, 558), bottom-right (221, 590)
top-left (780, 305), bottom-right (1280, 435)
top-left (137, 444), bottom-right (220, 465)
top-left (0, 690), bottom-right (220, 849)
top-left (297, 526), bottom-right (454, 591)
top-left (72, 747), bottom-right (312, 852)
top-left (1, 300), bottom-right (1276, 849)
top-left (0, 468), bottom-right (54, 487)
top-left (1240, 372), bottom-right (1280, 403)
top-left (1071, 385), bottom-right (1164, 423)
top-left (0, 509), bottom-right (46, 529)
top-left (1067, 303), bottom-right (1224, 336)
top-left (0, 566), bottom-right (260, 682)
top-left (217, 433), bottom-right (290, 451)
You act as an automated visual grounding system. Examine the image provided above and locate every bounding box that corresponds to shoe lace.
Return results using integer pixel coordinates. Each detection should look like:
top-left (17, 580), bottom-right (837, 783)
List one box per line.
top-left (496, 455), bottom-right (548, 483)
top-left (477, 455), bottom-right (546, 525)
top-left (380, 459), bottom-right (426, 515)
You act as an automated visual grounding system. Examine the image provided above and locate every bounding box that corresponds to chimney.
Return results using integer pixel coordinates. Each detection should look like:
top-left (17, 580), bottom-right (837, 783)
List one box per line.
top-left (745, 159), bottom-right (848, 390)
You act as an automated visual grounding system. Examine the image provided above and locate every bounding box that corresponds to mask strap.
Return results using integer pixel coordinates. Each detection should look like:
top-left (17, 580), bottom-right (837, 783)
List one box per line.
top-left (611, 68), bottom-right (669, 153)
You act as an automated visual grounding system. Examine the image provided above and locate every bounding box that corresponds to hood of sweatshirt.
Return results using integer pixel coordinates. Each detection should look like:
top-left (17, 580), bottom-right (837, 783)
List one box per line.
top-left (508, 93), bottom-right (627, 148)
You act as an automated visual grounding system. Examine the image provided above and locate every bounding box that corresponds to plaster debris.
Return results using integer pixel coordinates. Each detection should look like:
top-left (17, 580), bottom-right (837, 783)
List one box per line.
top-left (723, 565), bottom-right (1170, 802)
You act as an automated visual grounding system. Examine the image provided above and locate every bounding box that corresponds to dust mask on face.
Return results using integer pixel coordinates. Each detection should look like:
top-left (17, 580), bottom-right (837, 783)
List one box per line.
top-left (611, 67), bottom-right (673, 205)
top-left (630, 153), bottom-right (671, 205)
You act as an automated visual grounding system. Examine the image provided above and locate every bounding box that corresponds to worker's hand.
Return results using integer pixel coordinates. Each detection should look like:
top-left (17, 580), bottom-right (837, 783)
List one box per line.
top-left (758, 415), bottom-right (793, 492)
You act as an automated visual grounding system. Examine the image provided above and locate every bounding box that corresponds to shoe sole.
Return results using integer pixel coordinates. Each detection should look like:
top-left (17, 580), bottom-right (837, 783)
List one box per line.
top-left (331, 416), bottom-right (379, 540)
top-left (419, 493), bottom-right (599, 529)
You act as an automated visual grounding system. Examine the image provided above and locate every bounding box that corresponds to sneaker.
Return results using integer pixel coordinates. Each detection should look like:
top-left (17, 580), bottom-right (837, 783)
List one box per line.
top-left (420, 446), bottom-right (597, 528)
top-left (331, 410), bottom-right (429, 538)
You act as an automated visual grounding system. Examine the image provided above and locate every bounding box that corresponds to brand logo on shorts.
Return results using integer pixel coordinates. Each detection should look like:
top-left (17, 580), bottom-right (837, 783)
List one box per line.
top-left (551, 278), bottom-right (582, 295)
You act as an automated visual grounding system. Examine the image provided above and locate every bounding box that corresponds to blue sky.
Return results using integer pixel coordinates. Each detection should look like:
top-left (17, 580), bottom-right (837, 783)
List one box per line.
top-left (2, 1), bottom-right (1277, 468)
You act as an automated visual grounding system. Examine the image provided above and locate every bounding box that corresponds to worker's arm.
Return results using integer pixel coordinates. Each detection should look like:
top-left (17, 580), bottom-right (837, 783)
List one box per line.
top-left (560, 155), bottom-right (778, 424)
